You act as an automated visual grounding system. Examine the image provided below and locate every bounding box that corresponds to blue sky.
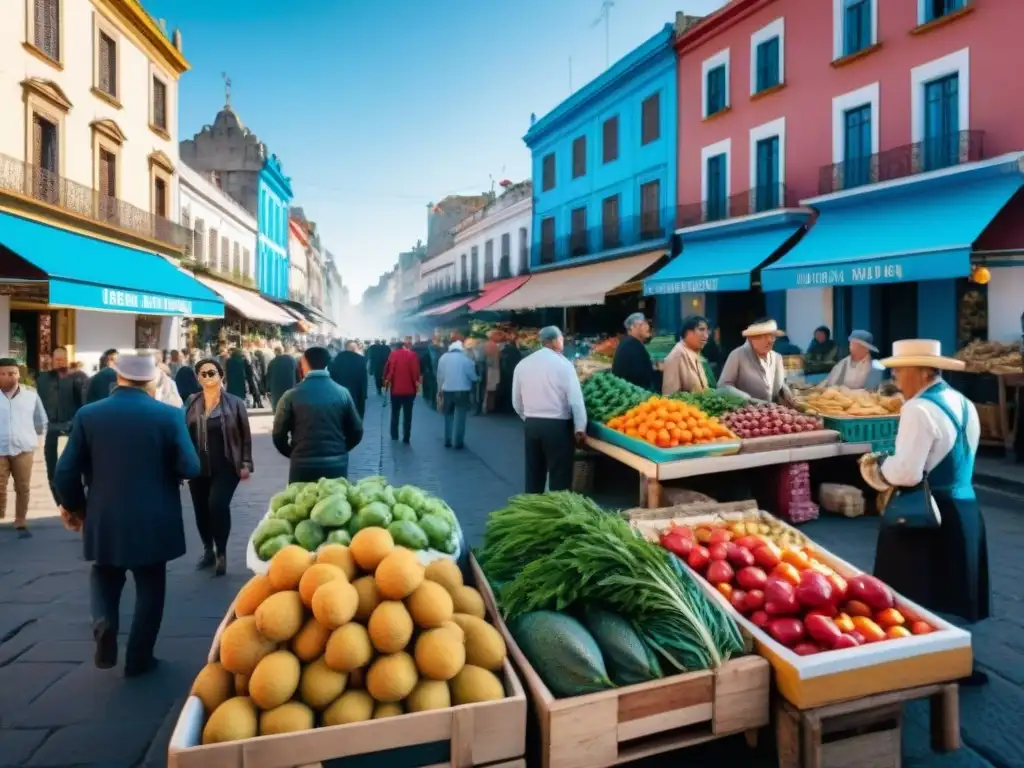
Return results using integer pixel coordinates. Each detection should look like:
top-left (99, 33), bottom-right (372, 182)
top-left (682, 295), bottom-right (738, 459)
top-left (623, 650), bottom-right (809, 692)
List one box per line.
top-left (145, 0), bottom-right (727, 298)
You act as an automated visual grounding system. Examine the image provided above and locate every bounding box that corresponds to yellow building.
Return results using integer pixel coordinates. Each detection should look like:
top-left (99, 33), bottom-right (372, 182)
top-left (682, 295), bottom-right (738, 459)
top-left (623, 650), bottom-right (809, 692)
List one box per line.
top-left (0, 0), bottom-right (223, 374)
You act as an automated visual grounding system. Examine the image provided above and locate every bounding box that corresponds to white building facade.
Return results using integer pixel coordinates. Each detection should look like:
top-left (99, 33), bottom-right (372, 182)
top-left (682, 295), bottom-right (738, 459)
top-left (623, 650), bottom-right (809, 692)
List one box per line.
top-left (287, 217), bottom-right (309, 304)
top-left (0, 0), bottom-right (216, 373)
top-left (179, 162), bottom-right (257, 284)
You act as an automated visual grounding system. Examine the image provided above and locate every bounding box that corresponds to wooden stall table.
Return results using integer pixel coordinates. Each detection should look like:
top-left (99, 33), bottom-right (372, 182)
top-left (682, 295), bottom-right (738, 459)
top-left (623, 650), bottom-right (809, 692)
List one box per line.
top-left (996, 371), bottom-right (1024, 452)
top-left (585, 437), bottom-right (872, 508)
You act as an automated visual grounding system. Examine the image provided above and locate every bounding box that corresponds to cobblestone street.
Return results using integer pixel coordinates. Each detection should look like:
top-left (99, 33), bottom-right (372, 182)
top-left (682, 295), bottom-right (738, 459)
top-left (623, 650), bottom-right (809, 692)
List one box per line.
top-left (0, 392), bottom-right (1021, 767)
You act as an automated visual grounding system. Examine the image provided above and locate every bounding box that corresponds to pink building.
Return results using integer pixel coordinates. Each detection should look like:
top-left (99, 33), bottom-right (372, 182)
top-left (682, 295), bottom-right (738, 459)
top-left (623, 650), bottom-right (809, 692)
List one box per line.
top-left (648, 0), bottom-right (1024, 355)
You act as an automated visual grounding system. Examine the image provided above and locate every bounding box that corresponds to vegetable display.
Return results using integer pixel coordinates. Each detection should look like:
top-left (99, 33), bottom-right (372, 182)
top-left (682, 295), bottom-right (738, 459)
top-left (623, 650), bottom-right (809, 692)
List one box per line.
top-left (954, 339), bottom-right (1022, 373)
top-left (797, 387), bottom-right (903, 417)
top-left (605, 396), bottom-right (737, 449)
top-left (671, 389), bottom-right (747, 419)
top-left (477, 492), bottom-right (743, 697)
top-left (252, 476), bottom-right (459, 562)
top-left (581, 371), bottom-right (653, 422)
top-left (194, 535), bottom-right (507, 744)
top-left (658, 520), bottom-right (935, 655)
top-left (721, 403), bottom-right (824, 439)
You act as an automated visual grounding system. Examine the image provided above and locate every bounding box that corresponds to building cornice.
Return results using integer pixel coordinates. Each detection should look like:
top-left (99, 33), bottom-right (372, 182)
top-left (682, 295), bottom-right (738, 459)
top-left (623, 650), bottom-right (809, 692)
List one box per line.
top-left (453, 197), bottom-right (531, 244)
top-left (674, 0), bottom-right (771, 55)
top-left (92, 0), bottom-right (190, 76)
top-left (260, 156), bottom-right (293, 200)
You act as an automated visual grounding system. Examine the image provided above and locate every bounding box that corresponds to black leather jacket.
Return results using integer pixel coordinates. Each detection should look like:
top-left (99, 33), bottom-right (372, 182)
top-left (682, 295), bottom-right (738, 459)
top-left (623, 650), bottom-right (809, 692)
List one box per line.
top-left (184, 391), bottom-right (253, 476)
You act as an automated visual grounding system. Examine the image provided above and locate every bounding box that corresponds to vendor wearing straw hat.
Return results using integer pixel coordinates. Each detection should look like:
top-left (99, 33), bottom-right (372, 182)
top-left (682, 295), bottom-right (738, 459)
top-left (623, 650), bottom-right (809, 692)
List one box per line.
top-left (859, 339), bottom-right (989, 686)
top-left (824, 330), bottom-right (886, 390)
top-left (718, 318), bottom-right (797, 407)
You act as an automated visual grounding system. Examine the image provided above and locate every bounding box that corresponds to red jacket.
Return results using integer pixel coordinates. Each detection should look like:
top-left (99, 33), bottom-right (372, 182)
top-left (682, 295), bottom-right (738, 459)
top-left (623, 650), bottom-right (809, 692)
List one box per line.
top-left (384, 347), bottom-right (421, 396)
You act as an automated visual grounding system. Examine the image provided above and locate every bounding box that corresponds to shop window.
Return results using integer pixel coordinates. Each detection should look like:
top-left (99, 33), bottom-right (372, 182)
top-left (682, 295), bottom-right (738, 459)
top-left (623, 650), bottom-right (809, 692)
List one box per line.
top-left (135, 316), bottom-right (161, 349)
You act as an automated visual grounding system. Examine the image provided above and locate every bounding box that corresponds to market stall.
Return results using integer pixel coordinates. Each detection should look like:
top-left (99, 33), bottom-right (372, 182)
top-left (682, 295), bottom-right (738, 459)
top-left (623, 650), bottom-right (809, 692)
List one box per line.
top-left (953, 340), bottom-right (1023, 451)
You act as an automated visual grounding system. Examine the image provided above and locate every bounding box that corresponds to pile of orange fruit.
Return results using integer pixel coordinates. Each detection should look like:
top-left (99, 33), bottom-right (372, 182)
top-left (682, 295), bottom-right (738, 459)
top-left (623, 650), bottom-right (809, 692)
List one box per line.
top-left (606, 396), bottom-right (737, 449)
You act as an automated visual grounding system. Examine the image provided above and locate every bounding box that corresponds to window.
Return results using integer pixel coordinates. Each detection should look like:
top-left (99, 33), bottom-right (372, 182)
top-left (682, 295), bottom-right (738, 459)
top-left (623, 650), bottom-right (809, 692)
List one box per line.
top-left (151, 76), bottom-right (167, 132)
top-left (243, 247), bottom-right (251, 278)
top-left (500, 233), bottom-right (511, 278)
top-left (923, 0), bottom-right (966, 23)
top-left (641, 93), bottom-right (660, 145)
top-left (518, 227), bottom-right (529, 273)
top-left (571, 136), bottom-right (586, 179)
top-left (484, 239), bottom-right (495, 281)
top-left (755, 37), bottom-right (780, 93)
top-left (923, 74), bottom-right (960, 171)
top-left (97, 31), bottom-right (117, 98)
top-left (33, 0), bottom-right (60, 62)
top-left (702, 49), bottom-right (730, 118)
top-left (570, 208), bottom-right (588, 257)
top-left (221, 236), bottom-right (230, 271)
top-left (209, 229), bottom-right (219, 267)
top-left (98, 148), bottom-right (116, 219)
top-left (233, 242), bottom-right (241, 274)
top-left (540, 217), bottom-right (556, 264)
top-left (706, 154), bottom-right (728, 221)
top-left (843, 0), bottom-right (872, 57)
top-left (602, 116), bottom-right (619, 163)
top-left (754, 136), bottom-right (780, 211)
top-left (460, 253), bottom-right (468, 289)
top-left (194, 219), bottom-right (206, 263)
top-left (843, 105), bottom-right (873, 188)
top-left (706, 66), bottom-right (727, 116)
top-left (470, 245), bottom-right (480, 288)
top-left (153, 178), bottom-right (167, 218)
top-left (602, 195), bottom-right (620, 250)
top-left (542, 153), bottom-right (555, 191)
top-left (639, 182), bottom-right (661, 239)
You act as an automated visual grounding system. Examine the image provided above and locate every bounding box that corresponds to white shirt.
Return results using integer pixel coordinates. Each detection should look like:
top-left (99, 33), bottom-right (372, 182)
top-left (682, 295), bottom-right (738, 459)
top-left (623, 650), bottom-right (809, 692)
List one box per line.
top-left (154, 370), bottom-right (183, 407)
top-left (0, 386), bottom-right (47, 456)
top-left (881, 379), bottom-right (979, 487)
top-left (512, 347), bottom-right (587, 432)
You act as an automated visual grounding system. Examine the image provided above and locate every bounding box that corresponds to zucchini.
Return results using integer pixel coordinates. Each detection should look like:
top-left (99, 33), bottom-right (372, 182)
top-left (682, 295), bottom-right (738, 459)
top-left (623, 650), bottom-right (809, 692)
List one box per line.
top-left (583, 608), bottom-right (662, 685)
top-left (509, 611), bottom-right (613, 697)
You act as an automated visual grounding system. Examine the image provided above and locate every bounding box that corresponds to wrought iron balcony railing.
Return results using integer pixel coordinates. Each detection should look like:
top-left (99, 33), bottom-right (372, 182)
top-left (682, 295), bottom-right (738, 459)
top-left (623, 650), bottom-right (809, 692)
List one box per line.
top-left (536, 211), bottom-right (672, 266)
top-left (0, 151), bottom-right (190, 251)
top-left (675, 184), bottom-right (800, 229)
top-left (818, 130), bottom-right (985, 195)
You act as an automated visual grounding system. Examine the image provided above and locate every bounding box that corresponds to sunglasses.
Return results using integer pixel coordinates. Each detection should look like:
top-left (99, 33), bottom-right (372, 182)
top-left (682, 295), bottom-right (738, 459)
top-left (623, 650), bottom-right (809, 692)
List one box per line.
top-left (199, 369), bottom-right (220, 379)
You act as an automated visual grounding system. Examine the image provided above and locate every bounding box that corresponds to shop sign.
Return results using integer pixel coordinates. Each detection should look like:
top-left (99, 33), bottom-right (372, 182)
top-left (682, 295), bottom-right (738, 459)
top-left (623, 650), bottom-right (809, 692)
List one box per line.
top-left (648, 278), bottom-right (720, 294)
top-left (793, 262), bottom-right (905, 287)
top-left (101, 288), bottom-right (193, 315)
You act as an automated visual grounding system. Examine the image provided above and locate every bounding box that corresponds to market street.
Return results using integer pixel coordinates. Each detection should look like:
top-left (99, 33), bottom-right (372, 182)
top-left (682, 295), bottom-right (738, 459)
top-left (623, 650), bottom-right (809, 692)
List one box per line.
top-left (0, 397), bottom-right (1021, 767)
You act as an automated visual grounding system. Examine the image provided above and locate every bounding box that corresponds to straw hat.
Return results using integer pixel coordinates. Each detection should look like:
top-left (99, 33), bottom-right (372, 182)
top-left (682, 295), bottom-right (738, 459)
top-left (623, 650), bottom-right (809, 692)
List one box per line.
top-left (741, 319), bottom-right (784, 338)
top-left (879, 339), bottom-right (965, 371)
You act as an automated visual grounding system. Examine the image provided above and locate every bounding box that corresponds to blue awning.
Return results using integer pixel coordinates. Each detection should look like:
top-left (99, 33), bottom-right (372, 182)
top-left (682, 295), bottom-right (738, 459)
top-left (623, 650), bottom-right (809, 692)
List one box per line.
top-left (0, 212), bottom-right (223, 317)
top-left (644, 211), bottom-right (809, 295)
top-left (761, 153), bottom-right (1024, 291)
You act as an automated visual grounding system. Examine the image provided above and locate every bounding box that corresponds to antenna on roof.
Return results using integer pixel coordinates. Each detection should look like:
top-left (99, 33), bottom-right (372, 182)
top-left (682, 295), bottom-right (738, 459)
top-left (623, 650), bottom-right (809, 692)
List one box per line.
top-left (591, 0), bottom-right (614, 70)
top-left (221, 72), bottom-right (232, 107)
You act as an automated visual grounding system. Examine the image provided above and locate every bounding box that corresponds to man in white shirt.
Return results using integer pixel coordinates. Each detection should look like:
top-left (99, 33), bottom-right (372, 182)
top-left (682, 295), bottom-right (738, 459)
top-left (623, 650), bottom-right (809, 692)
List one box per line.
top-left (511, 326), bottom-right (587, 494)
top-left (0, 358), bottom-right (48, 537)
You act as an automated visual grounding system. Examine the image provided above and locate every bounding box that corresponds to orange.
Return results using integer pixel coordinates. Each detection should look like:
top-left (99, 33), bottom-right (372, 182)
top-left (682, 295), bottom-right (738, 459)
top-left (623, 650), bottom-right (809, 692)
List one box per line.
top-left (625, 428), bottom-right (639, 437)
top-left (655, 408), bottom-right (669, 419)
top-left (645, 430), bottom-right (658, 443)
top-left (680, 429), bottom-right (693, 444)
top-left (650, 419), bottom-right (664, 430)
top-left (686, 418), bottom-right (697, 428)
top-left (781, 549), bottom-right (811, 570)
top-left (656, 435), bottom-right (671, 448)
top-left (669, 427), bottom-right (683, 440)
top-left (669, 439), bottom-right (680, 447)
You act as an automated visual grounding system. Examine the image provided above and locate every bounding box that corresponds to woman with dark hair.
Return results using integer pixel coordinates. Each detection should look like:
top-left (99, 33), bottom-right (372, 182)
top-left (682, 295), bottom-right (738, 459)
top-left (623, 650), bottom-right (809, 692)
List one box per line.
top-left (183, 358), bottom-right (253, 576)
top-left (804, 325), bottom-right (838, 375)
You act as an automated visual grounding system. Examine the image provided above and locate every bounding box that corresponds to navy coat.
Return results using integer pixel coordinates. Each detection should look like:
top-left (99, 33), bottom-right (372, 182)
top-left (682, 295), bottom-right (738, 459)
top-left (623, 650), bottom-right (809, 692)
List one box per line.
top-left (328, 350), bottom-right (368, 418)
top-left (266, 353), bottom-right (299, 405)
top-left (54, 387), bottom-right (200, 568)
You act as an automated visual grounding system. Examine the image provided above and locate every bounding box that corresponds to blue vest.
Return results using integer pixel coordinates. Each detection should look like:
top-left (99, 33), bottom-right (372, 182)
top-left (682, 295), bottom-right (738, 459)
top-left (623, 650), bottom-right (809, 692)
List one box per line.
top-left (916, 380), bottom-right (976, 502)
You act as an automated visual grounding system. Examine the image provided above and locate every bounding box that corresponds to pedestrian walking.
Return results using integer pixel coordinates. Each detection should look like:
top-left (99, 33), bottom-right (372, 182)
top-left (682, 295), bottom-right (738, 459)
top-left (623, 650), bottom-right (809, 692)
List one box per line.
top-left (53, 354), bottom-right (200, 678)
top-left (168, 349), bottom-right (184, 377)
top-left (175, 362), bottom-right (201, 401)
top-left (225, 347), bottom-right (259, 407)
top-left (328, 341), bottom-right (368, 418)
top-left (384, 336), bottom-right (421, 443)
top-left (266, 345), bottom-right (298, 413)
top-left (498, 334), bottom-right (522, 414)
top-left (436, 339), bottom-right (478, 449)
top-left (184, 359), bottom-right (253, 576)
top-left (0, 358), bottom-right (47, 538)
top-left (512, 326), bottom-right (587, 494)
top-left (86, 349), bottom-right (119, 403)
top-left (367, 340), bottom-right (391, 396)
top-left (36, 346), bottom-right (89, 502)
top-left (272, 347), bottom-right (364, 483)
top-left (138, 349), bottom-right (184, 407)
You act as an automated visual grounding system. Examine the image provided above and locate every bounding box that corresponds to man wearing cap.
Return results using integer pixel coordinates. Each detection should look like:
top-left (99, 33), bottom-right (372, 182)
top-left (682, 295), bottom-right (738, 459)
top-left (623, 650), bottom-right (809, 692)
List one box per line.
top-left (53, 354), bottom-right (200, 678)
top-left (0, 358), bottom-right (47, 537)
top-left (719, 318), bottom-right (796, 407)
top-left (824, 331), bottom-right (886, 390)
top-left (512, 326), bottom-right (587, 493)
top-left (612, 313), bottom-right (654, 390)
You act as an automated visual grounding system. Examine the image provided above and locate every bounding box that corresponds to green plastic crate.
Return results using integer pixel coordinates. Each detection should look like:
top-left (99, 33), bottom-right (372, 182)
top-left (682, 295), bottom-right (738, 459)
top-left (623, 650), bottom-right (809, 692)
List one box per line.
top-left (822, 415), bottom-right (899, 453)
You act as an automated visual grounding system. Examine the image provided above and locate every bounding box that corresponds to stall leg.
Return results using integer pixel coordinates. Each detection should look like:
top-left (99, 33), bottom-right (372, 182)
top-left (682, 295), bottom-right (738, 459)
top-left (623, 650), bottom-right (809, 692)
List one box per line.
top-left (775, 700), bottom-right (801, 768)
top-left (930, 684), bottom-right (961, 752)
top-left (645, 476), bottom-right (662, 509)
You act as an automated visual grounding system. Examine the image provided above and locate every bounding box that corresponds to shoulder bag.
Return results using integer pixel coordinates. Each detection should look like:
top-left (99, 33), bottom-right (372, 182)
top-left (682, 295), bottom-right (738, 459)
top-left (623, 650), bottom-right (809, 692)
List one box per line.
top-left (881, 475), bottom-right (942, 529)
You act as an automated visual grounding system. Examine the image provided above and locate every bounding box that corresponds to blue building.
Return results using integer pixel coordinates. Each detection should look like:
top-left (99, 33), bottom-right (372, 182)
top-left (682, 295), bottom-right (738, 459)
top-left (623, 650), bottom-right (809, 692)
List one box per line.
top-left (492, 24), bottom-right (678, 328)
top-left (258, 154), bottom-right (293, 299)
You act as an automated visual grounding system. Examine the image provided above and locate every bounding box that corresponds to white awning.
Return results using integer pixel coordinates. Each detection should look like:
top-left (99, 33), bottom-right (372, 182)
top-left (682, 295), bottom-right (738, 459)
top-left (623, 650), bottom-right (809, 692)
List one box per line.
top-left (194, 276), bottom-right (297, 325)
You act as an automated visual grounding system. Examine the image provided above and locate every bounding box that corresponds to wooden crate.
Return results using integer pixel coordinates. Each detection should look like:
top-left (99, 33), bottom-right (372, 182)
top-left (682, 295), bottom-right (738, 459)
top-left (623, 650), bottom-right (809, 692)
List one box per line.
top-left (471, 557), bottom-right (770, 768)
top-left (168, 587), bottom-right (527, 767)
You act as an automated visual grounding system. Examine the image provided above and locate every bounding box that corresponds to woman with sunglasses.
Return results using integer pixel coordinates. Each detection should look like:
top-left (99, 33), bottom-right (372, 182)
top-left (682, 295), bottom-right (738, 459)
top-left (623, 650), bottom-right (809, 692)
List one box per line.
top-left (183, 358), bottom-right (253, 575)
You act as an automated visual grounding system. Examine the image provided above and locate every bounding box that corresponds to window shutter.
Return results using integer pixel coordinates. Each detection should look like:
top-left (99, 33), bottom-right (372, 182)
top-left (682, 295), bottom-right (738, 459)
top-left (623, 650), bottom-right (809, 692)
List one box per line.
top-left (152, 78), bottom-right (166, 129)
top-left (32, 115), bottom-right (43, 168)
top-left (98, 150), bottom-right (111, 198)
top-left (209, 229), bottom-right (218, 267)
top-left (98, 34), bottom-right (111, 94)
top-left (233, 242), bottom-right (241, 273)
top-left (222, 236), bottom-right (229, 271)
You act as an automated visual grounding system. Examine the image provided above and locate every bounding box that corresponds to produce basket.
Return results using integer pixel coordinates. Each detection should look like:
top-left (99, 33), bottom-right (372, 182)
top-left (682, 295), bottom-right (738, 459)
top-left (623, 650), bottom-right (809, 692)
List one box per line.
top-left (821, 415), bottom-right (899, 453)
top-left (974, 402), bottom-right (1003, 442)
top-left (471, 556), bottom-right (770, 768)
top-left (587, 422), bottom-right (740, 463)
top-left (629, 503), bottom-right (971, 710)
top-left (167, 573), bottom-right (528, 768)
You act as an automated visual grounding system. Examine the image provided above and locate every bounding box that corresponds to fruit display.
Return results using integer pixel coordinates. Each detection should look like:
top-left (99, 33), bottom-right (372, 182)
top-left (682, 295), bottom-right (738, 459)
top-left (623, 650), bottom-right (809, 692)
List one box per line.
top-left (477, 492), bottom-right (744, 698)
top-left (797, 387), bottom-right (903, 417)
top-left (721, 403), bottom-right (824, 439)
top-left (581, 371), bottom-right (652, 422)
top-left (589, 335), bottom-right (620, 363)
top-left (605, 396), bottom-right (737, 449)
top-left (954, 339), bottom-right (1022, 373)
top-left (194, 536), bottom-right (508, 744)
top-left (251, 476), bottom-right (460, 563)
top-left (657, 522), bottom-right (936, 655)
top-left (671, 389), bottom-right (747, 418)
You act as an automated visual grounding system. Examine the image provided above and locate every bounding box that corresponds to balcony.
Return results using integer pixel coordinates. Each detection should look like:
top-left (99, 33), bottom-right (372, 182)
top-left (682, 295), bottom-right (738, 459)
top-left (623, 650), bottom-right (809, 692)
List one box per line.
top-left (417, 280), bottom-right (475, 310)
top-left (538, 212), bottom-right (673, 266)
top-left (675, 184), bottom-right (800, 229)
top-left (819, 130), bottom-right (985, 195)
top-left (0, 151), bottom-right (190, 251)
top-left (181, 258), bottom-right (257, 290)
